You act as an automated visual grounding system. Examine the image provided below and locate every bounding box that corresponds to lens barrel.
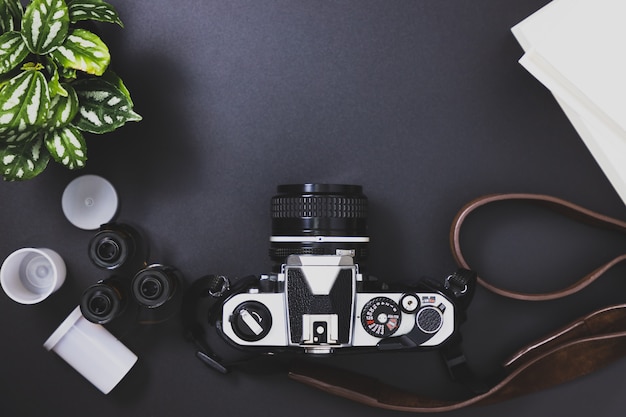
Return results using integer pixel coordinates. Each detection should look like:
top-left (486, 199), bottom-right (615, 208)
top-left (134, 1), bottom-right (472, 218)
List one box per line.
top-left (269, 184), bottom-right (369, 268)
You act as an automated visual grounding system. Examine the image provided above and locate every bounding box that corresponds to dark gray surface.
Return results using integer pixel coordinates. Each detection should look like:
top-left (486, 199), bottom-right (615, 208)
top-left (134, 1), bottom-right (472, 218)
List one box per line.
top-left (2, 1), bottom-right (626, 416)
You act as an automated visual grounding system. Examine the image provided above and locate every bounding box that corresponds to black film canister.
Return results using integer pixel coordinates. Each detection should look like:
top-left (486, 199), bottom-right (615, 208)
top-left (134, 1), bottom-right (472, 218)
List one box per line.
top-left (88, 223), bottom-right (147, 271)
top-left (80, 278), bottom-right (128, 324)
top-left (131, 264), bottom-right (183, 324)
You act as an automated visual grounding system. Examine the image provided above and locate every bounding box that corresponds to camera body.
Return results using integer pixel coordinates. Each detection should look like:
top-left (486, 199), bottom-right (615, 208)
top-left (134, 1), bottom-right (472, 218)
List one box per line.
top-left (213, 184), bottom-right (467, 355)
top-left (220, 254), bottom-right (456, 354)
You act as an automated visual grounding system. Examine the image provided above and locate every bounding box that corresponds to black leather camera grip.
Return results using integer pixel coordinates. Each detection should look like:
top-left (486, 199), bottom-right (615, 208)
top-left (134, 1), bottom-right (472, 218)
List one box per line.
top-left (288, 193), bottom-right (626, 411)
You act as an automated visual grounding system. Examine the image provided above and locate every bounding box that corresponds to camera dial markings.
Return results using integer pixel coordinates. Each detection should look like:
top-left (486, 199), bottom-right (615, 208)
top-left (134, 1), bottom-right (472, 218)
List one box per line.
top-left (361, 297), bottom-right (401, 338)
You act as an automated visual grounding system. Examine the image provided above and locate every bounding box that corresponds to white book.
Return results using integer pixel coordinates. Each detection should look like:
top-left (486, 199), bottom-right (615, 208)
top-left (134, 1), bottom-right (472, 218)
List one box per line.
top-left (512, 0), bottom-right (626, 205)
top-left (519, 0), bottom-right (626, 140)
top-left (511, 0), bottom-right (583, 52)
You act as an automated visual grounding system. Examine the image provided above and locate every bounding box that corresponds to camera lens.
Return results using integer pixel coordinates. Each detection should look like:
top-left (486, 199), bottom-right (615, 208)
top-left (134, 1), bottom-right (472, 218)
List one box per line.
top-left (270, 184), bottom-right (369, 267)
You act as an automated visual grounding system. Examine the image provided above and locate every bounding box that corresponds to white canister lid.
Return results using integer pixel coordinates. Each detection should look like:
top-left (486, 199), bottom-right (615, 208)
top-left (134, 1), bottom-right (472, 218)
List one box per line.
top-left (62, 175), bottom-right (119, 230)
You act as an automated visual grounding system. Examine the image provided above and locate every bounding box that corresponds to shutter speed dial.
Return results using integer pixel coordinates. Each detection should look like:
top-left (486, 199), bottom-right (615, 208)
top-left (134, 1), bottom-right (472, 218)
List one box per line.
top-left (361, 297), bottom-right (401, 338)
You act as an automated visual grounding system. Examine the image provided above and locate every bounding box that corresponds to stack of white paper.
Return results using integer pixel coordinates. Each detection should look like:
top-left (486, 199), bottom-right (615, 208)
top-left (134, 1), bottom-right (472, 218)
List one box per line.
top-left (512, 0), bottom-right (626, 204)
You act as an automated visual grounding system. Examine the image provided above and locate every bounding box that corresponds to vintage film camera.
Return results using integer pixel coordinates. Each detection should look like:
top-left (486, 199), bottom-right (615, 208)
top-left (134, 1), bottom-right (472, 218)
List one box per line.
top-left (213, 184), bottom-right (474, 355)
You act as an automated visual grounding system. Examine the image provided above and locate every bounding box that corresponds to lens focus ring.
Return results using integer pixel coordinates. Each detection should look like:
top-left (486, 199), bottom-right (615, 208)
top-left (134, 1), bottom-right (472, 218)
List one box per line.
top-left (272, 196), bottom-right (368, 219)
top-left (269, 184), bottom-right (370, 269)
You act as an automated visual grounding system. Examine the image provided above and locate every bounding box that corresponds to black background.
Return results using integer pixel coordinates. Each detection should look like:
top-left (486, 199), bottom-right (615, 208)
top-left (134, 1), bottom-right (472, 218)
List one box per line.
top-left (2, 1), bottom-right (626, 416)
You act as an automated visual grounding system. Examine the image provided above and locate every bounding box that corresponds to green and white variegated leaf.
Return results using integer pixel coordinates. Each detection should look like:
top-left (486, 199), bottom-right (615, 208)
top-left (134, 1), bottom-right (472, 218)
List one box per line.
top-left (50, 28), bottom-right (110, 76)
top-left (0, 67), bottom-right (15, 90)
top-left (48, 64), bottom-right (67, 96)
top-left (21, 0), bottom-right (70, 55)
top-left (46, 83), bottom-right (78, 129)
top-left (44, 124), bottom-right (86, 169)
top-left (5, 0), bottom-right (23, 18)
top-left (72, 78), bottom-right (141, 134)
top-left (0, 31), bottom-right (29, 74)
top-left (0, 0), bottom-right (24, 34)
top-left (0, 2), bottom-right (14, 34)
top-left (44, 57), bottom-right (68, 96)
top-left (68, 0), bottom-right (123, 27)
top-left (0, 131), bottom-right (50, 180)
top-left (0, 70), bottom-right (50, 133)
top-left (55, 57), bottom-right (77, 80)
top-left (102, 70), bottom-right (134, 106)
top-left (0, 128), bottom-right (41, 144)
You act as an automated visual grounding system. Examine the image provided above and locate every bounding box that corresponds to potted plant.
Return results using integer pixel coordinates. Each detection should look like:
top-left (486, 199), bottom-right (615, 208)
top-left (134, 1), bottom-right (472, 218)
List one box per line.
top-left (0, 0), bottom-right (141, 181)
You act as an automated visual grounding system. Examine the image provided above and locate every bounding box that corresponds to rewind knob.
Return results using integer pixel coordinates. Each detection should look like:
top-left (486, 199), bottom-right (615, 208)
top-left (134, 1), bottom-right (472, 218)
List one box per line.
top-left (231, 301), bottom-right (272, 342)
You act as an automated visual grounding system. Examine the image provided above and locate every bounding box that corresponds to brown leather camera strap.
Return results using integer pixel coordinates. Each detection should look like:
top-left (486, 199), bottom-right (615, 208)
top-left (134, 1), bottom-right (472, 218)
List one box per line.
top-left (451, 193), bottom-right (626, 300)
top-left (289, 193), bottom-right (626, 412)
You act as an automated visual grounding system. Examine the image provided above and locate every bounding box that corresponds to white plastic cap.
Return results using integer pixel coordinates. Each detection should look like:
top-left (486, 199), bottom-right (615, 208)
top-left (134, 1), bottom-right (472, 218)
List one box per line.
top-left (44, 306), bottom-right (138, 394)
top-left (0, 248), bottom-right (66, 304)
top-left (62, 175), bottom-right (119, 230)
